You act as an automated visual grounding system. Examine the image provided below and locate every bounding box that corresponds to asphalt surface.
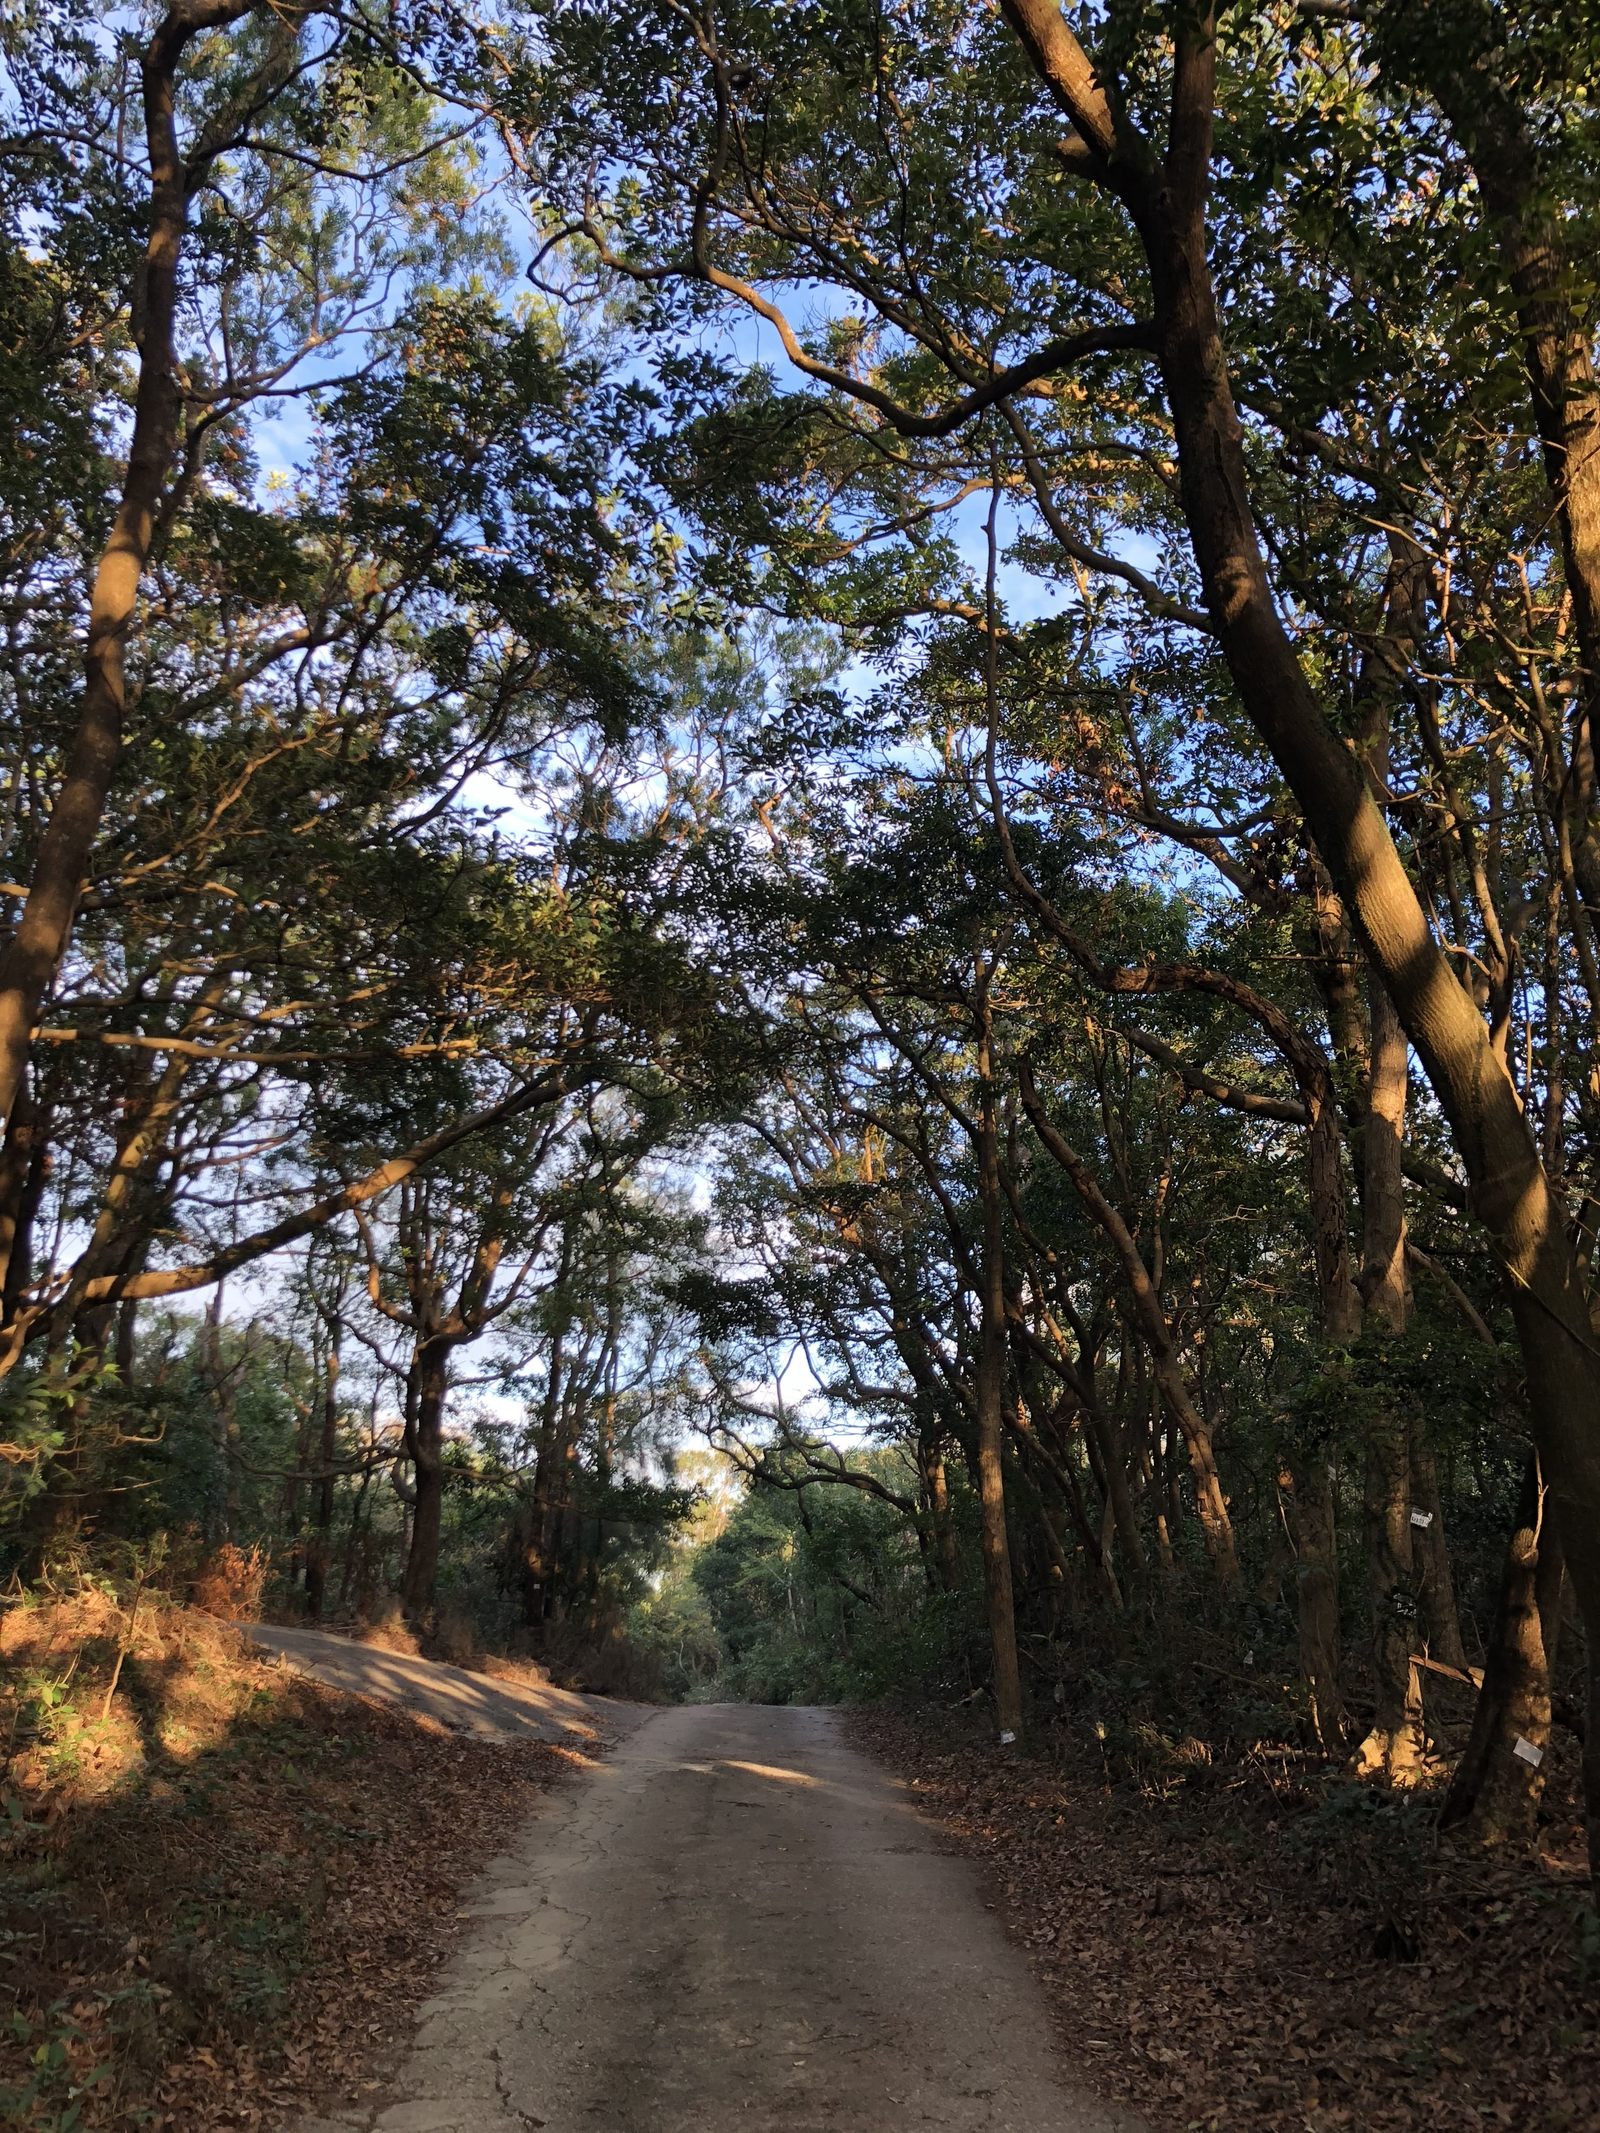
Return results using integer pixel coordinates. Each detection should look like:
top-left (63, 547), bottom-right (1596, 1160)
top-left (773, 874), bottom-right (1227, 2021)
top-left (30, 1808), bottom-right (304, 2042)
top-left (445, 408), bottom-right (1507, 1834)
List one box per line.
top-left (242, 1621), bottom-right (613, 1745)
top-left (300, 1700), bottom-right (1145, 2133)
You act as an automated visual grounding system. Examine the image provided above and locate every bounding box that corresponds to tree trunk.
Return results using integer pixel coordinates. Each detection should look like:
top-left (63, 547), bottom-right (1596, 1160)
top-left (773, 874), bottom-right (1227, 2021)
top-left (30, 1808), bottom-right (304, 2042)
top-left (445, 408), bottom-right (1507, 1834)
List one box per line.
top-left (305, 1315), bottom-right (341, 1621)
top-left (1277, 1458), bottom-right (1347, 1754)
top-left (1410, 1435), bottom-right (1467, 1670)
top-left (917, 1428), bottom-right (961, 1592)
top-left (281, 1407), bottom-right (308, 1600)
top-left (545, 1423), bottom-right (582, 1621)
top-left (517, 1483), bottom-right (550, 1629)
top-left (1018, 1058), bottom-right (1239, 1590)
top-left (1152, 1400), bottom-right (1177, 1575)
top-left (1287, 1056), bottom-right (1358, 1750)
top-left (1399, 7), bottom-right (1600, 900)
top-left (975, 998), bottom-right (1025, 1742)
top-left (113, 1289), bottom-right (140, 1382)
top-left (1440, 1453), bottom-right (1564, 1845)
top-left (339, 1441), bottom-right (374, 1615)
top-left (999, 0), bottom-right (1600, 1865)
top-left (1013, 1380), bottom-right (1121, 1607)
top-left (518, 1305), bottom-right (568, 1628)
top-left (0, 0), bottom-right (262, 1147)
top-left (1085, 1381), bottom-right (1146, 1584)
top-left (0, 1077), bottom-right (50, 1313)
top-left (198, 1284), bottom-right (240, 1545)
top-left (401, 1343), bottom-right (448, 1619)
top-left (1355, 977), bottom-right (1427, 1784)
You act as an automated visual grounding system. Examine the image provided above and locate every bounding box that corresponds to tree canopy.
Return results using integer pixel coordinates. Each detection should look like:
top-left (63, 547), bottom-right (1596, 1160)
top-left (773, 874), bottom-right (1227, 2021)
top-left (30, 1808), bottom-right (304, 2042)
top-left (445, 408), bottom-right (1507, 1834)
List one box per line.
top-left (3, 0), bottom-right (1600, 1896)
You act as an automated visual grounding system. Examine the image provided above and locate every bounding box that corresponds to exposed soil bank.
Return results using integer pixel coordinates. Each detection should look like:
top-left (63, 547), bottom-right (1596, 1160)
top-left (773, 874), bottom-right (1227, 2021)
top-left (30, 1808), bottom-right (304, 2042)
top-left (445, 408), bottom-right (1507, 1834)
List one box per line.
top-left (0, 1596), bottom-right (602, 2130)
top-left (241, 1620), bottom-right (623, 1744)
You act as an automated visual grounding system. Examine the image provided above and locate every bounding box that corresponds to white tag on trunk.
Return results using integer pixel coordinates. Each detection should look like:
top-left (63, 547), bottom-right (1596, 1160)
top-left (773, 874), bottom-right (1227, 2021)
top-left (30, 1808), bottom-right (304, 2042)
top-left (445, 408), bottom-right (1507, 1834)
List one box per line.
top-left (1512, 1736), bottom-right (1544, 1767)
top-left (998, 1729), bottom-right (1017, 1747)
top-left (1409, 1508), bottom-right (1434, 1528)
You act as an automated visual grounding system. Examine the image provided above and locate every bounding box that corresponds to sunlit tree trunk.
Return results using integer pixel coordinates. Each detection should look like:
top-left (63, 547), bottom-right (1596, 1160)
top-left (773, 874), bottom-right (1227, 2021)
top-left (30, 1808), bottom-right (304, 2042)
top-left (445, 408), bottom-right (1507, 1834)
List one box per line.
top-left (1355, 978), bottom-right (1426, 1784)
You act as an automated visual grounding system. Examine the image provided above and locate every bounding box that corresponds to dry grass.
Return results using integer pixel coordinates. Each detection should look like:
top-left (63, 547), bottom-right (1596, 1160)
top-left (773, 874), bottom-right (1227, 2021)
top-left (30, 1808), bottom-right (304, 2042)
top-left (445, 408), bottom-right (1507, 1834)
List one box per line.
top-left (1, 1585), bottom-right (257, 1802)
top-left (347, 1595), bottom-right (423, 1658)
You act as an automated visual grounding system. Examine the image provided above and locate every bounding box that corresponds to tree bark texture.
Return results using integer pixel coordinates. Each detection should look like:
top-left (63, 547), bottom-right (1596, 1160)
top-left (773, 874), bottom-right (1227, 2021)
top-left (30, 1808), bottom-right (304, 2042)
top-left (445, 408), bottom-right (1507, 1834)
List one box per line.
top-left (976, 1004), bottom-right (1026, 1741)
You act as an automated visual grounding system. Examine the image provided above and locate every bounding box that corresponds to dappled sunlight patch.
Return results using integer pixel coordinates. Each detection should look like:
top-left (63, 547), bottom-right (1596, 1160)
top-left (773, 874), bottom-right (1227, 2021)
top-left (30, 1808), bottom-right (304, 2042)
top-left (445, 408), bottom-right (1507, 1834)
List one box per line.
top-left (350, 1597), bottom-right (424, 1658)
top-left (720, 1757), bottom-right (822, 1788)
top-left (546, 1740), bottom-right (607, 1774)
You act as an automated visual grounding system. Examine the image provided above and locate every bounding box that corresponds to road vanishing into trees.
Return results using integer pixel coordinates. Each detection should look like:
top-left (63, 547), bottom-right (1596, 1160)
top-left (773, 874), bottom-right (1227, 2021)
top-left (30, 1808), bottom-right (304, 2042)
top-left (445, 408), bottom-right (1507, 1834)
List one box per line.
top-left (300, 1700), bottom-right (1144, 2133)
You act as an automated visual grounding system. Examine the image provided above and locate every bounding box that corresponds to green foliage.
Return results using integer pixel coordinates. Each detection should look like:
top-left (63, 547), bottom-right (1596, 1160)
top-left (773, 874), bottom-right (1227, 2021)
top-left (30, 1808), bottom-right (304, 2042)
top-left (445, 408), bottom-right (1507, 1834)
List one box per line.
top-left (1288, 1310), bottom-right (1513, 1467)
top-left (2, 1), bottom-right (1595, 1872)
top-left (688, 1456), bottom-right (982, 1705)
top-left (0, 1366), bottom-right (88, 1531)
top-left (0, 2001), bottom-right (107, 2133)
top-left (626, 1563), bottom-right (724, 1701)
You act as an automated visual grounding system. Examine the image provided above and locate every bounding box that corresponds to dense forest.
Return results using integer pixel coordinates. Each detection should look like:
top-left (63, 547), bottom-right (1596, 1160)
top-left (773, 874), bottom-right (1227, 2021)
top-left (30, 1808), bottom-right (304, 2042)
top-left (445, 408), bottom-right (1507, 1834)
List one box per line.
top-left (5, 0), bottom-right (1600, 1957)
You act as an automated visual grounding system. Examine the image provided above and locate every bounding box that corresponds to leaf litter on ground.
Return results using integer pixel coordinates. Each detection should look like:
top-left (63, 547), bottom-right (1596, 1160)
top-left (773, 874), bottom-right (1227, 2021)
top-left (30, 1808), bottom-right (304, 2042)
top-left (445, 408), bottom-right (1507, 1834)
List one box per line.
top-left (848, 1706), bottom-right (1600, 2133)
top-left (1, 1594), bottom-right (597, 2130)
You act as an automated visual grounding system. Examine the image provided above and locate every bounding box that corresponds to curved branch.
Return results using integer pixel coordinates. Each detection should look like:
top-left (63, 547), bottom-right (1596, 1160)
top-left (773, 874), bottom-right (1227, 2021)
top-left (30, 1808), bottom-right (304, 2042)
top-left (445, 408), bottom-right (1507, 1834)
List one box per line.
top-left (52, 1054), bottom-right (596, 1318)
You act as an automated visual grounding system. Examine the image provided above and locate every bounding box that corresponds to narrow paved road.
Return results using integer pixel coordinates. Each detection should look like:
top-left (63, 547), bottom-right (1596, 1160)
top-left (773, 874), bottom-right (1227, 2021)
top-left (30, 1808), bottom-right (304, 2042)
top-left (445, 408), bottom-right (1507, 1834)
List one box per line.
top-left (304, 1702), bottom-right (1143, 2133)
top-left (243, 1622), bottom-right (615, 1744)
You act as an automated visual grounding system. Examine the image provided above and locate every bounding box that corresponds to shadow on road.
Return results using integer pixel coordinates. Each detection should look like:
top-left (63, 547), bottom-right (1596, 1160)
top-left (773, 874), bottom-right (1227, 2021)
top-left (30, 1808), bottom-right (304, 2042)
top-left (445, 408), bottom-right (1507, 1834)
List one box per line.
top-left (239, 1622), bottom-right (631, 1745)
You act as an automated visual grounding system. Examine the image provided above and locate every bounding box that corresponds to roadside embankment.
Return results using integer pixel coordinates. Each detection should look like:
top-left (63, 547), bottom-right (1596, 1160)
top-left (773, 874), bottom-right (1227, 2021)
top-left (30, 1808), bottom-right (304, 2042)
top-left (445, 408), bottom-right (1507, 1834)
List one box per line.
top-left (1, 1588), bottom-right (603, 2131)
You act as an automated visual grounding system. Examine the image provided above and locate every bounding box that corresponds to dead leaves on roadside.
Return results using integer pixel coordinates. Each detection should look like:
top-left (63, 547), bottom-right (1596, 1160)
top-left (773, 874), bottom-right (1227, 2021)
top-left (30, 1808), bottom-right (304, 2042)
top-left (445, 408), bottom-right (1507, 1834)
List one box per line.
top-left (2, 1657), bottom-right (581, 2132)
top-left (849, 1708), bottom-right (1600, 2133)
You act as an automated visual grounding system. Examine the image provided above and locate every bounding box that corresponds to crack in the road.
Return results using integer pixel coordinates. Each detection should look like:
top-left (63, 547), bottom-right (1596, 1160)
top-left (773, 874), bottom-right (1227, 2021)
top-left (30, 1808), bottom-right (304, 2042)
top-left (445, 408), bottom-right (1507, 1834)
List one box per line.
top-left (491, 2041), bottom-right (546, 2129)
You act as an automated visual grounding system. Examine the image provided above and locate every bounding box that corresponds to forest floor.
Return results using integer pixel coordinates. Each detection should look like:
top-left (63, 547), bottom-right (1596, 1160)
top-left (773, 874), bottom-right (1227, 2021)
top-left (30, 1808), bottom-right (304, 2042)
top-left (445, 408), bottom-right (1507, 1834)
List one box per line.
top-left (10, 1597), bottom-right (1598, 2133)
top-left (848, 1707), bottom-right (1600, 2133)
top-left (0, 1592), bottom-right (624, 2131)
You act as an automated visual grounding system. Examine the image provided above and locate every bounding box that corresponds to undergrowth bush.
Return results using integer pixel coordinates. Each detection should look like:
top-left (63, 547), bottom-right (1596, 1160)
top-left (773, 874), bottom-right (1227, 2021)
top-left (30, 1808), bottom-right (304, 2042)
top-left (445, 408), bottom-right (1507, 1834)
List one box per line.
top-left (189, 1540), bottom-right (270, 1621)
